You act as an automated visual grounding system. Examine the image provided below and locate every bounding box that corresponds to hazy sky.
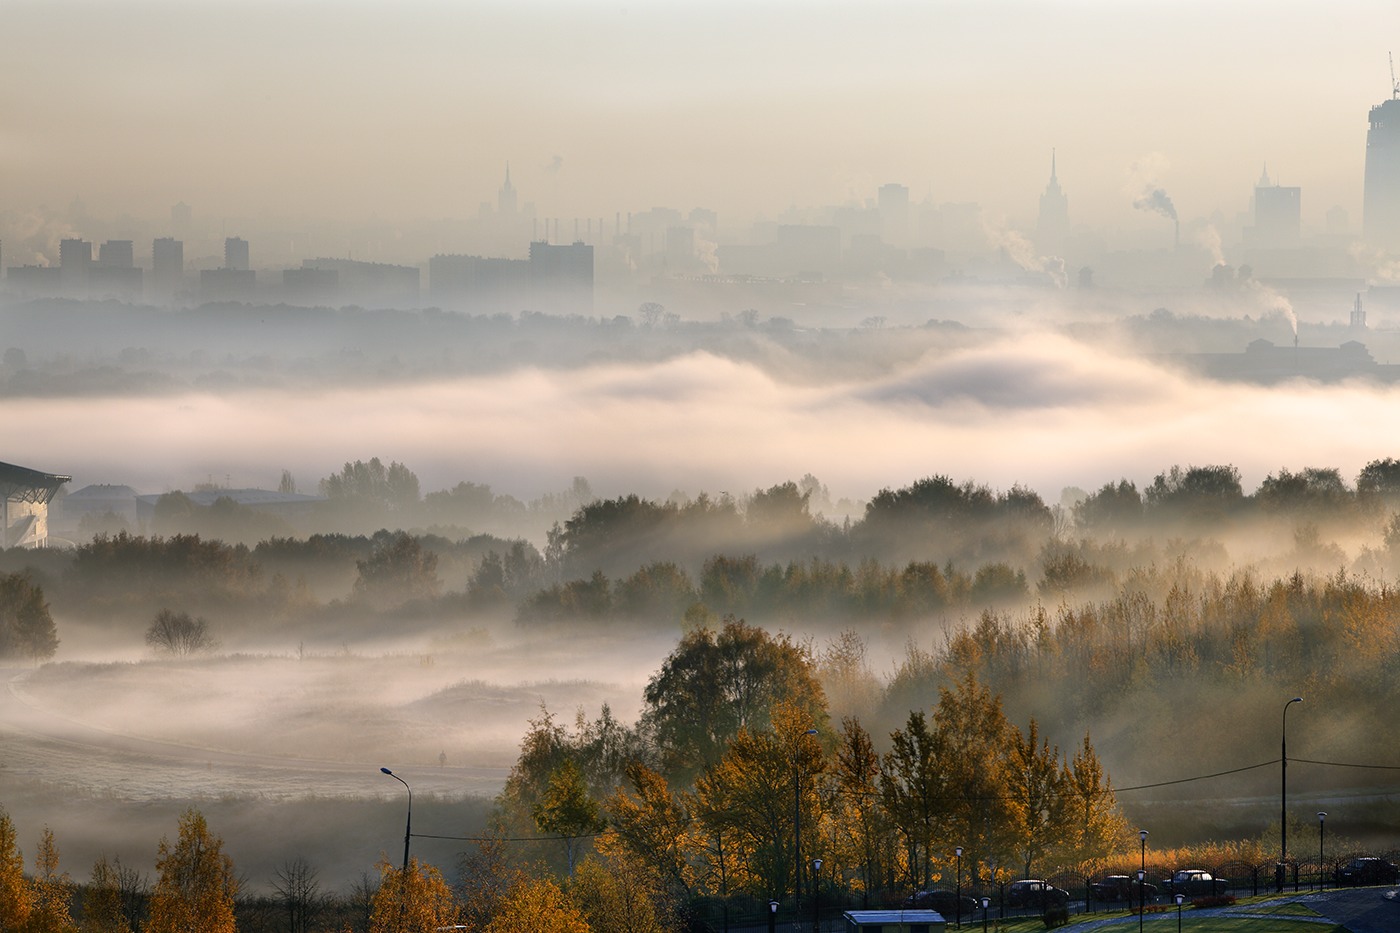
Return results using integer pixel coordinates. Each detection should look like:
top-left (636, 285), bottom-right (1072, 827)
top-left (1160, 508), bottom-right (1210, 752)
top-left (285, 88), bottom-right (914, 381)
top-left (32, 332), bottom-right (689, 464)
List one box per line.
top-left (6, 1), bottom-right (1400, 233)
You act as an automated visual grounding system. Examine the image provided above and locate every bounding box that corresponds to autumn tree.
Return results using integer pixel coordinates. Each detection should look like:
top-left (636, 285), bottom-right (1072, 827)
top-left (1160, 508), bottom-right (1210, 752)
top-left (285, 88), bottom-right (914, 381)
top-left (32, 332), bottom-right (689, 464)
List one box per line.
top-left (456, 832), bottom-right (525, 932)
top-left (82, 856), bottom-right (134, 933)
top-left (29, 827), bottom-right (77, 933)
top-left (640, 616), bottom-right (829, 783)
top-left (146, 809), bottom-right (237, 933)
top-left (831, 717), bottom-right (894, 905)
top-left (1061, 734), bottom-right (1129, 873)
top-left (1006, 719), bottom-right (1068, 879)
top-left (879, 709), bottom-right (948, 890)
top-left (483, 875), bottom-right (589, 933)
top-left (572, 852), bottom-right (674, 933)
top-left (532, 759), bottom-right (606, 875)
top-left (367, 857), bottom-right (459, 933)
top-left (603, 763), bottom-right (697, 899)
top-left (0, 807), bottom-right (32, 931)
top-left (0, 571), bottom-right (58, 662)
top-left (353, 532), bottom-right (441, 608)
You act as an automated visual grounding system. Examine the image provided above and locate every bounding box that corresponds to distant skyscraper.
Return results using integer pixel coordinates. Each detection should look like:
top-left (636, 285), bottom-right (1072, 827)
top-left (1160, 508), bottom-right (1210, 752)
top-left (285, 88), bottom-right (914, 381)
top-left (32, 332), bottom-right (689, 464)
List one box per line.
top-left (878, 183), bottom-right (910, 247)
top-left (225, 236), bottom-right (249, 271)
top-left (1248, 167), bottom-right (1301, 249)
top-left (98, 240), bottom-right (134, 268)
top-left (152, 237), bottom-right (184, 298)
top-left (1035, 151), bottom-right (1070, 256)
top-left (1364, 85), bottom-right (1400, 250)
top-left (498, 164), bottom-right (518, 216)
top-left (59, 238), bottom-right (92, 294)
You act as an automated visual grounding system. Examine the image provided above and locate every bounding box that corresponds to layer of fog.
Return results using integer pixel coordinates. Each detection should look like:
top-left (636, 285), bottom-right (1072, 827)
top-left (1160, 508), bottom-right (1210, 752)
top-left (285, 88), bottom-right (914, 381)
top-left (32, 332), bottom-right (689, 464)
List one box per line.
top-left (9, 320), bottom-right (1400, 510)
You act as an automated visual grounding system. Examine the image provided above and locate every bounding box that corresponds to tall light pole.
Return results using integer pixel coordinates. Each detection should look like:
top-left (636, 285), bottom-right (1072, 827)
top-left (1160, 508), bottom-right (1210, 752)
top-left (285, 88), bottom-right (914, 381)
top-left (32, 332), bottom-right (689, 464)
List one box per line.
top-left (380, 767), bottom-right (412, 872)
top-left (981, 896), bottom-right (990, 933)
top-left (954, 846), bottom-right (963, 929)
top-left (811, 858), bottom-right (822, 933)
top-left (1317, 812), bottom-right (1327, 891)
top-left (794, 728), bottom-right (818, 913)
top-left (1174, 893), bottom-right (1184, 933)
top-left (1281, 697), bottom-right (1303, 891)
top-left (1138, 829), bottom-right (1148, 933)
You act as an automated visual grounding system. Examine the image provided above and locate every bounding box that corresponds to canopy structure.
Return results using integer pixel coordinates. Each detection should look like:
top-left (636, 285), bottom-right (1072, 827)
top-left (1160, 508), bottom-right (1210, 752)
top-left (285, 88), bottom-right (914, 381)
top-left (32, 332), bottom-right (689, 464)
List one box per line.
top-left (1, 460), bottom-right (72, 547)
top-left (0, 461), bottom-right (72, 505)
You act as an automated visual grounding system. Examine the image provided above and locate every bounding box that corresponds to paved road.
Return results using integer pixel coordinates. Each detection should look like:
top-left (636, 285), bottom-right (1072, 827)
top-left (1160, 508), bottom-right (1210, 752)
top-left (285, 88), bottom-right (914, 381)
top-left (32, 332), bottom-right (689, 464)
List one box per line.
top-left (1061, 888), bottom-right (1400, 932)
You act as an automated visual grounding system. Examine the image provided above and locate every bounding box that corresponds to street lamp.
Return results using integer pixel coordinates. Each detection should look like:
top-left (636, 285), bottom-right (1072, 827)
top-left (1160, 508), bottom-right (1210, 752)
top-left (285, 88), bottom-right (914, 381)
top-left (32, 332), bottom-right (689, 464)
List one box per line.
top-left (1137, 870), bottom-right (1146, 933)
top-left (794, 728), bottom-right (818, 913)
top-left (1317, 812), bottom-right (1327, 891)
top-left (1282, 697), bottom-right (1303, 892)
top-left (812, 858), bottom-right (822, 933)
top-left (980, 896), bottom-right (990, 933)
top-left (955, 846), bottom-right (963, 929)
top-left (1174, 893), bottom-right (1184, 933)
top-left (380, 767), bottom-right (412, 872)
top-left (768, 899), bottom-right (778, 933)
top-left (1138, 829), bottom-right (1148, 933)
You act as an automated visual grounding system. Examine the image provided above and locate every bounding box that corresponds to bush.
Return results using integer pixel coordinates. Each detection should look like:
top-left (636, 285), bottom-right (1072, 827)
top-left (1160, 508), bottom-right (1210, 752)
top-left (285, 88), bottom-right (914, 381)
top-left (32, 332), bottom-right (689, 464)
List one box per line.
top-left (1192, 894), bottom-right (1236, 909)
top-left (1042, 903), bottom-right (1070, 928)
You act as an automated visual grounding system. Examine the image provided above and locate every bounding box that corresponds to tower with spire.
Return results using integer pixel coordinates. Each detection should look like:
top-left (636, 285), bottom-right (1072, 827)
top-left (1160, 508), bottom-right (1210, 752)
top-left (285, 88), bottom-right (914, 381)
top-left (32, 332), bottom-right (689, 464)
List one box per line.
top-left (1034, 150), bottom-right (1070, 257)
top-left (1365, 59), bottom-right (1400, 251)
top-left (498, 164), bottom-right (518, 216)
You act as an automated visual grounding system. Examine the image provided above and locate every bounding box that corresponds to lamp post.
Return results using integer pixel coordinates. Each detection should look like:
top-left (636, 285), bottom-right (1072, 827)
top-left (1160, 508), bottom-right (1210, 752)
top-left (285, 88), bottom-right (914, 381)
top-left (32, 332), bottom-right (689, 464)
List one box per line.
top-left (954, 846), bottom-right (963, 929)
top-left (380, 767), bottom-right (412, 872)
top-left (1138, 829), bottom-right (1148, 933)
top-left (811, 858), bottom-right (822, 933)
top-left (1174, 893), bottom-right (1184, 933)
top-left (794, 728), bottom-right (818, 914)
top-left (1317, 812), bottom-right (1327, 891)
top-left (1137, 870), bottom-right (1146, 933)
top-left (1282, 697), bottom-right (1303, 892)
top-left (981, 896), bottom-right (990, 933)
top-left (768, 899), bottom-right (778, 933)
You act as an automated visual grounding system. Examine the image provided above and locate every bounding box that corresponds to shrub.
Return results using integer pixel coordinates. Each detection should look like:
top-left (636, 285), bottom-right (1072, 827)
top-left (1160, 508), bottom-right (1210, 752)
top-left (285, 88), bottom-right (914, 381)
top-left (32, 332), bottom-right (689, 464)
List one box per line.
top-left (1192, 894), bottom-right (1236, 909)
top-left (1042, 903), bottom-right (1070, 928)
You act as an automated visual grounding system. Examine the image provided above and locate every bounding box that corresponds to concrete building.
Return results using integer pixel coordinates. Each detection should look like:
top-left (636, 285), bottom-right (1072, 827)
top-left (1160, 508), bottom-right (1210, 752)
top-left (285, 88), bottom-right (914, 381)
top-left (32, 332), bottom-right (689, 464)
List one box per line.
top-left (1364, 86), bottom-right (1400, 250)
top-left (528, 240), bottom-right (593, 312)
top-left (152, 237), bottom-right (184, 299)
top-left (1247, 168), bottom-right (1302, 249)
top-left (225, 236), bottom-right (250, 271)
top-left (300, 258), bottom-right (419, 308)
top-left (428, 254), bottom-right (529, 311)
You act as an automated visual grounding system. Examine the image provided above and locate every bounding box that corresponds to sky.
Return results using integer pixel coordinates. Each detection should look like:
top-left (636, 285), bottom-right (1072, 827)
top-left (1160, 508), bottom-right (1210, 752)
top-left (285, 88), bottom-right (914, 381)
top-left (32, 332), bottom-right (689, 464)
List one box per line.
top-left (6, 1), bottom-right (1400, 233)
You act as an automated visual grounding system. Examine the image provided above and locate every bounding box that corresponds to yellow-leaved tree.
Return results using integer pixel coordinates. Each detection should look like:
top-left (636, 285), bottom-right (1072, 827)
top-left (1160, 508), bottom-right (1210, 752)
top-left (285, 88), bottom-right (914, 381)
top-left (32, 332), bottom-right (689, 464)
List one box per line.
top-left (29, 826), bottom-right (78, 933)
top-left (367, 857), bottom-right (460, 933)
top-left (0, 807), bottom-right (32, 931)
top-left (146, 809), bottom-right (237, 933)
top-left (485, 875), bottom-right (590, 933)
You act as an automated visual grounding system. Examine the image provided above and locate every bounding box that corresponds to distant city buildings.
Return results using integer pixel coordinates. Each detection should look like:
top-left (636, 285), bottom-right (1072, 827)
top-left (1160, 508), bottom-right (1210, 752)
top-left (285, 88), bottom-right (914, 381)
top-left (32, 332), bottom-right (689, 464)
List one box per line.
top-left (1034, 152), bottom-right (1070, 257)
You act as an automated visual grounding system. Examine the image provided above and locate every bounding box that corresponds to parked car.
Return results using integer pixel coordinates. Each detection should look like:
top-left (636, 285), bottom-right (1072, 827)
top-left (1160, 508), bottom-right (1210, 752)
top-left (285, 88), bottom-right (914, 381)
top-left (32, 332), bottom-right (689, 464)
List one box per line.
top-left (1161, 869), bottom-right (1228, 898)
top-left (1334, 857), bottom-right (1399, 887)
top-left (902, 889), bottom-right (980, 918)
top-left (1006, 879), bottom-right (1070, 909)
top-left (1091, 874), bottom-right (1157, 902)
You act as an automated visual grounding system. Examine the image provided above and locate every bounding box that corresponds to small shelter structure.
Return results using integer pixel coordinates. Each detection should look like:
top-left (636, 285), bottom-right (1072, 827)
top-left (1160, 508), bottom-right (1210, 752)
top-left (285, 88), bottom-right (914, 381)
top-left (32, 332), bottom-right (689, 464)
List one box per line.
top-left (0, 460), bottom-right (71, 547)
top-left (842, 909), bottom-right (947, 932)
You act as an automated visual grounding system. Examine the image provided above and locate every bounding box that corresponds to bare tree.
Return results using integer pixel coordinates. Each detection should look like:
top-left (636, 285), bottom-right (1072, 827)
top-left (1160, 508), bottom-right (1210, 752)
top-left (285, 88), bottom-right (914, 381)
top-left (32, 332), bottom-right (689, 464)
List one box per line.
top-left (144, 610), bottom-right (216, 657)
top-left (271, 857), bottom-right (322, 933)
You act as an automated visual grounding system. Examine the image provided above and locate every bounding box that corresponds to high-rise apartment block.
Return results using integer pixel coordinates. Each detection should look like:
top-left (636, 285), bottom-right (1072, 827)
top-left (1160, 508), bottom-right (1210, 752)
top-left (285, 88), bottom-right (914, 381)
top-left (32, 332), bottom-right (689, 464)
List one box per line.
top-left (1364, 90), bottom-right (1400, 250)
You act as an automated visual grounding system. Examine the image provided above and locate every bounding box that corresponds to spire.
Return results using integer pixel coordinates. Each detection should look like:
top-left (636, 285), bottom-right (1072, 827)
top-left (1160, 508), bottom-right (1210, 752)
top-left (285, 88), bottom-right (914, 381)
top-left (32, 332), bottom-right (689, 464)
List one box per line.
top-left (1258, 163), bottom-right (1272, 187)
top-left (504, 162), bottom-right (513, 189)
top-left (1050, 148), bottom-right (1057, 183)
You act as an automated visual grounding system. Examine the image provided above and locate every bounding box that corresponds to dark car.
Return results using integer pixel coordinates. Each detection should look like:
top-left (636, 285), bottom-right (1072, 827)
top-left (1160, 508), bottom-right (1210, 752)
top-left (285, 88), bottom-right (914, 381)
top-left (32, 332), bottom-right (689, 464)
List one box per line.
top-left (1334, 857), bottom-right (1399, 887)
top-left (1006, 879), bottom-right (1070, 909)
top-left (1091, 874), bottom-right (1157, 902)
top-left (1161, 869), bottom-right (1228, 898)
top-left (903, 889), bottom-right (980, 918)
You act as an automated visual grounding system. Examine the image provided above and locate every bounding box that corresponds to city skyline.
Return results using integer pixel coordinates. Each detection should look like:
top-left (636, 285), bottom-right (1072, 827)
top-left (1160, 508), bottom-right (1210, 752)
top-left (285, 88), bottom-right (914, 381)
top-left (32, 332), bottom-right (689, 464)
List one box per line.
top-left (5, 1), bottom-right (1400, 242)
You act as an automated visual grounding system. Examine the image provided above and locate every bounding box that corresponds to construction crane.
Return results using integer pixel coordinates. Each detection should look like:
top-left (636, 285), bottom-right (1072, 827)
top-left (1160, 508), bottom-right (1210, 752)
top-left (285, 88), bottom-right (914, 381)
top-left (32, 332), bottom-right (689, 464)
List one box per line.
top-left (1392, 51), bottom-right (1399, 100)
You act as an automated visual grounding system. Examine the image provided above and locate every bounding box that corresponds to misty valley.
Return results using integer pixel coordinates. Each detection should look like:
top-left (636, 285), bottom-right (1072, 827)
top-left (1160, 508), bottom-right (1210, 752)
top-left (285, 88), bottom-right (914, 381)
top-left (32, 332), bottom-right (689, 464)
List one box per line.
top-left (5, 434), bottom-right (1400, 929)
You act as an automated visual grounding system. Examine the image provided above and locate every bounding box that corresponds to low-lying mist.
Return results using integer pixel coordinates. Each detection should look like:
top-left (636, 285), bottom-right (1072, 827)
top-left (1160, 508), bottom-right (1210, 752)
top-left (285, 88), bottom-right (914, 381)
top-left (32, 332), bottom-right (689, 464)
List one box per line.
top-left (8, 316), bottom-right (1400, 506)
